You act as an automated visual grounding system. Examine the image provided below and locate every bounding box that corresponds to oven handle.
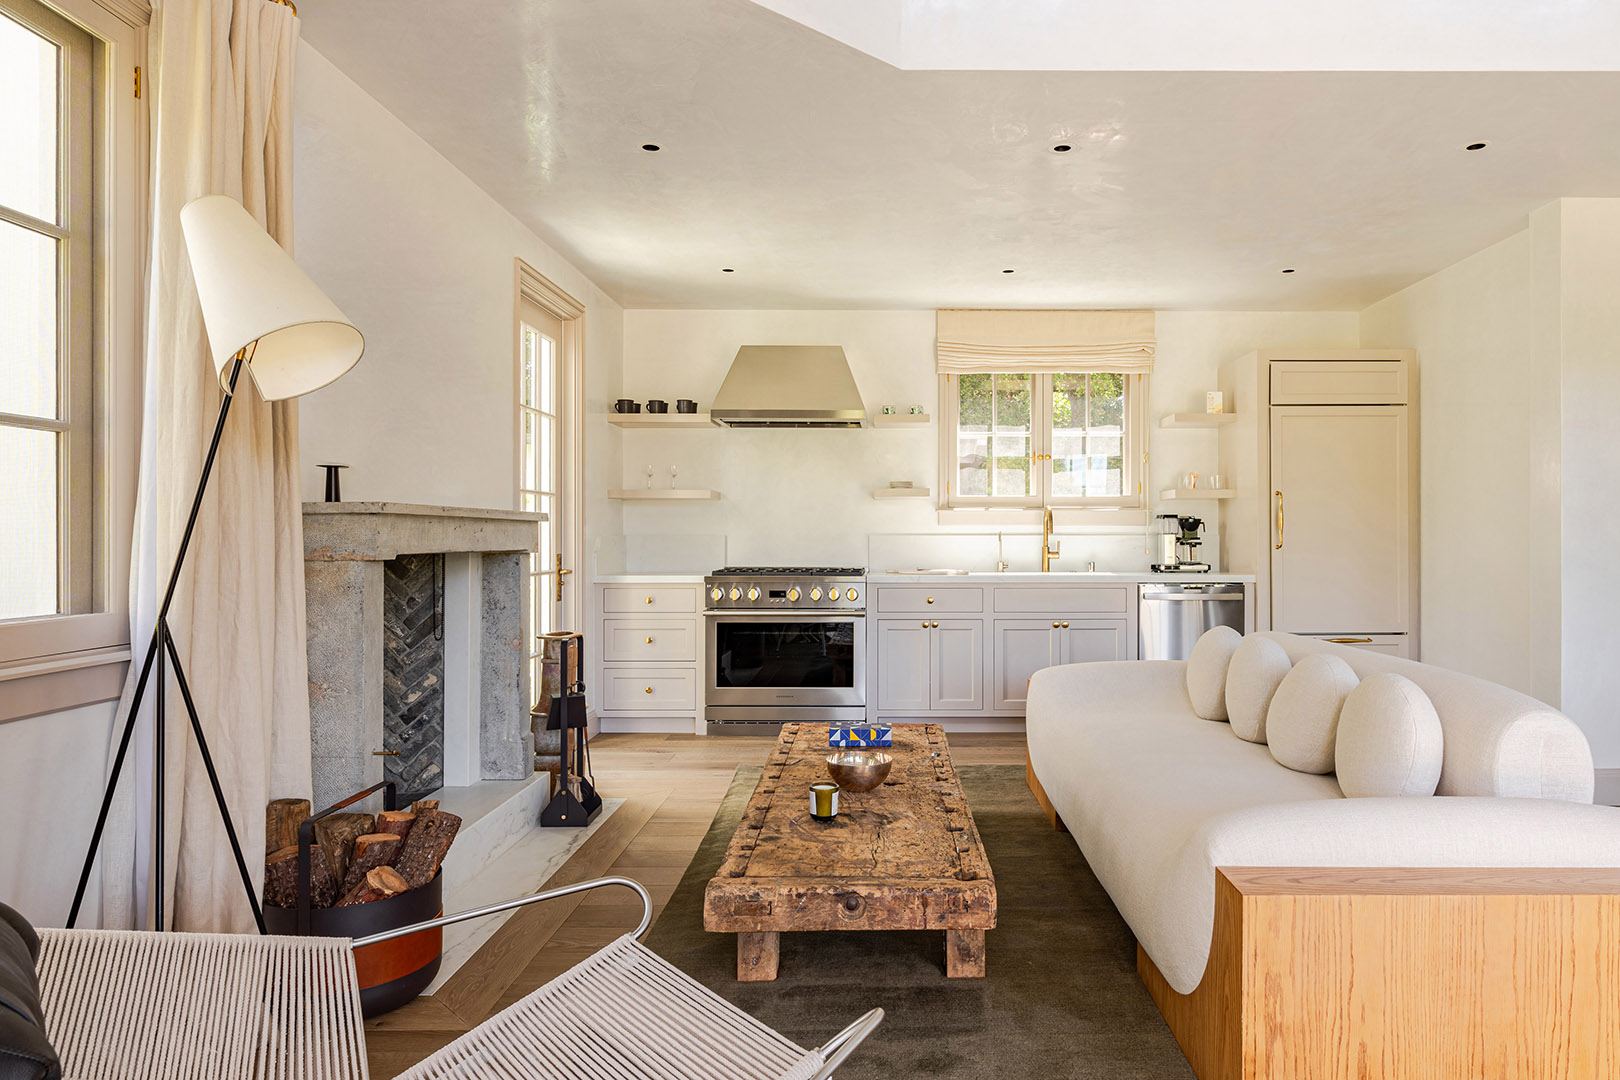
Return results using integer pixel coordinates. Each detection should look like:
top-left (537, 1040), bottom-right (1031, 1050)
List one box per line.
top-left (704, 610), bottom-right (865, 620)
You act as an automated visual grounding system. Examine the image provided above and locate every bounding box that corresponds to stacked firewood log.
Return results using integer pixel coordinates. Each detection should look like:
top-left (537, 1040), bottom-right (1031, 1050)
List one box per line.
top-left (262, 797), bottom-right (461, 909)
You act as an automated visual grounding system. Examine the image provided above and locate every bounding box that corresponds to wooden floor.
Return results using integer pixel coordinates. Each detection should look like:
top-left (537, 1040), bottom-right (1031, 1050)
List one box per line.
top-left (364, 730), bottom-right (1027, 1078)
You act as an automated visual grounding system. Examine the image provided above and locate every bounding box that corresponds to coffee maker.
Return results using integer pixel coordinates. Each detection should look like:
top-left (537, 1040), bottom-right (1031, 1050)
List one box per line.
top-left (1175, 515), bottom-right (1210, 572)
top-left (1151, 514), bottom-right (1181, 572)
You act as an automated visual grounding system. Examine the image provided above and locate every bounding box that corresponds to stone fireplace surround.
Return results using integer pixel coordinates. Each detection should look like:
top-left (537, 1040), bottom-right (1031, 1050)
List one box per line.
top-left (302, 502), bottom-right (544, 809)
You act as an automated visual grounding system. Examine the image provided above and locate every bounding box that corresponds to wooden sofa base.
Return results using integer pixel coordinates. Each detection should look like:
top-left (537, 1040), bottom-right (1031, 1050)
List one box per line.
top-left (1141, 867), bottom-right (1620, 1080)
top-left (1025, 750), bottom-right (1067, 832)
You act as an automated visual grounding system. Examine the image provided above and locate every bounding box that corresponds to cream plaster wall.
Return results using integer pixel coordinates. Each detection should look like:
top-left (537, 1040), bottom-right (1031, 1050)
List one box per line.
top-left (292, 44), bottom-right (623, 559)
top-left (0, 703), bottom-right (115, 926)
top-left (615, 308), bottom-right (1356, 571)
top-left (1359, 230), bottom-right (1536, 697)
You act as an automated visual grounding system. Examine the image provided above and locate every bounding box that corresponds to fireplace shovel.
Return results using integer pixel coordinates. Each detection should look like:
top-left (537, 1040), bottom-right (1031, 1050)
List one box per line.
top-left (541, 635), bottom-right (601, 827)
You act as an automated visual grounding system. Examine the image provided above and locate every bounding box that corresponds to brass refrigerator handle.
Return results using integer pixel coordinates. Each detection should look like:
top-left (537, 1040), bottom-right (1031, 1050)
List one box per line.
top-left (1274, 490), bottom-right (1284, 550)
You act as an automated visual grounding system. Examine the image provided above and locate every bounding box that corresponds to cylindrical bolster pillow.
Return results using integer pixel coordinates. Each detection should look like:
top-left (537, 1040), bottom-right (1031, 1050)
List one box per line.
top-left (1267, 653), bottom-right (1360, 774)
top-left (1335, 672), bottom-right (1443, 797)
top-left (1225, 635), bottom-right (1292, 743)
top-left (1186, 625), bottom-right (1242, 721)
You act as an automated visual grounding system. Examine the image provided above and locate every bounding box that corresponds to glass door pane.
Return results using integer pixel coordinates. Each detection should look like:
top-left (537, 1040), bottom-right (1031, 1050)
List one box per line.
top-left (0, 425), bottom-right (58, 618)
top-left (0, 9), bottom-right (59, 223)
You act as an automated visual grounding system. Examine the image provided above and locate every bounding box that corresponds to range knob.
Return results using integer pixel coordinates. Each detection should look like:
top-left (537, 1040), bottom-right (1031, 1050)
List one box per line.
top-left (747, 586), bottom-right (760, 601)
top-left (729, 586), bottom-right (741, 601)
top-left (710, 585), bottom-right (723, 602)
top-left (827, 588), bottom-right (841, 601)
top-left (846, 587), bottom-right (859, 602)
top-left (787, 587), bottom-right (801, 602)
top-left (810, 587), bottom-right (823, 601)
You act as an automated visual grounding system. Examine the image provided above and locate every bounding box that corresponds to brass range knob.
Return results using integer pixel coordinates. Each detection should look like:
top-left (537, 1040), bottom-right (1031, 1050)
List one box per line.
top-left (747, 586), bottom-right (760, 601)
top-left (787, 587), bottom-right (801, 602)
top-left (811, 587), bottom-right (823, 601)
top-left (710, 585), bottom-right (723, 602)
top-left (729, 586), bottom-right (741, 601)
top-left (847, 588), bottom-right (858, 602)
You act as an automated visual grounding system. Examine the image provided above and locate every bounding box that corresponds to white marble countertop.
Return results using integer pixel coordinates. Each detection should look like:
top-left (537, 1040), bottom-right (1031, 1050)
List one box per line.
top-left (596, 571), bottom-right (1253, 584)
top-left (873, 571), bottom-right (1255, 584)
top-left (593, 574), bottom-right (707, 584)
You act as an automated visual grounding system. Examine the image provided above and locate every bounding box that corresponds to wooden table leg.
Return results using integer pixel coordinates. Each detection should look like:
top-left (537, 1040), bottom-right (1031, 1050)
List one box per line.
top-left (737, 931), bottom-right (780, 982)
top-left (946, 929), bottom-right (986, 978)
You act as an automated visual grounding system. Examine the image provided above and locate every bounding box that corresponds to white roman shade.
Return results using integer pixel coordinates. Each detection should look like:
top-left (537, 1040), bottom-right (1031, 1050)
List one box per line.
top-left (935, 309), bottom-right (1155, 375)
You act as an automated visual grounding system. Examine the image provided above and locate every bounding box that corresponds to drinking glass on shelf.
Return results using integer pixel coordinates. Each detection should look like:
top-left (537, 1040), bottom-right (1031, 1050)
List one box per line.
top-left (1183, 471), bottom-right (1199, 490)
top-left (1207, 473), bottom-right (1225, 491)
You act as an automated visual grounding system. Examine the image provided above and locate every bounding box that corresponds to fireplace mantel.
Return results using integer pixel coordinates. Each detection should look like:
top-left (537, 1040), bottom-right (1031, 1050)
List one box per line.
top-left (302, 502), bottom-right (545, 808)
top-left (303, 501), bottom-right (544, 562)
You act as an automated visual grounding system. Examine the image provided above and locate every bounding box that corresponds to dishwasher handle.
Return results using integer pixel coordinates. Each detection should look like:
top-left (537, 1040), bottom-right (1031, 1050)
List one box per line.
top-left (1139, 584), bottom-right (1246, 600)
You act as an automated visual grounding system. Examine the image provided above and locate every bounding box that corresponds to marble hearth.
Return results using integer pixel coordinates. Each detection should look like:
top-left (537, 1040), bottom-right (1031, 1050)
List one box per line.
top-left (303, 502), bottom-right (544, 809)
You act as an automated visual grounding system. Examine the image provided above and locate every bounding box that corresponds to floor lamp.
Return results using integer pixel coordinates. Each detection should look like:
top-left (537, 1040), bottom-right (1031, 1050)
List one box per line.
top-left (67, 195), bottom-right (364, 932)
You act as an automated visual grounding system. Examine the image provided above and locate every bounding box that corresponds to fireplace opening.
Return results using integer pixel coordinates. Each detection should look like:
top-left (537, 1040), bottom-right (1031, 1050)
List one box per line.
top-left (383, 553), bottom-right (445, 802)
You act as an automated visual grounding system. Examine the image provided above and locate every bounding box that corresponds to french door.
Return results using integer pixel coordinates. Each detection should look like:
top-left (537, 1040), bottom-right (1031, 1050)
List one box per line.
top-left (516, 266), bottom-right (584, 698)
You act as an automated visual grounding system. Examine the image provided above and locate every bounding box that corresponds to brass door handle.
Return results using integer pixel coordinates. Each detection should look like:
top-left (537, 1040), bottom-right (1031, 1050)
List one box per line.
top-left (1274, 490), bottom-right (1285, 550)
top-left (372, 750), bottom-right (399, 756)
top-left (555, 553), bottom-right (571, 602)
top-left (1326, 637), bottom-right (1373, 644)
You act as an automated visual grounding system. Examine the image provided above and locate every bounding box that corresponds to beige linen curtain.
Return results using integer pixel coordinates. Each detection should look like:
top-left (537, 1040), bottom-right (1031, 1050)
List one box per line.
top-left (101, 0), bottom-right (311, 932)
top-left (936, 309), bottom-right (1156, 374)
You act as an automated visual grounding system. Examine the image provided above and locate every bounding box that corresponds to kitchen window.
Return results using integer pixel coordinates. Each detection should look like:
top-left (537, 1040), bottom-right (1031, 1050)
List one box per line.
top-left (939, 371), bottom-right (1145, 511)
top-left (0, 0), bottom-right (144, 719)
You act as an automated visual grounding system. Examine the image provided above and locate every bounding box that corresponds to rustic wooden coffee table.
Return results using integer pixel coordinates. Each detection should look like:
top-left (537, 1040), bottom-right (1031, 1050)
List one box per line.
top-left (703, 722), bottom-right (996, 981)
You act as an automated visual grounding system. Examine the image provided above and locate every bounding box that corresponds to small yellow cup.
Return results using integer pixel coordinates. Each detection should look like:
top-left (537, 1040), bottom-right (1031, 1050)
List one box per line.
top-left (809, 781), bottom-right (839, 821)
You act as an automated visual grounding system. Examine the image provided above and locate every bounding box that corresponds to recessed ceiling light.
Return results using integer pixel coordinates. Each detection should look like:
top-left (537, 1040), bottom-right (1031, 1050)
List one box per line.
top-left (1002, 268), bottom-right (1016, 274)
top-left (720, 268), bottom-right (735, 273)
top-left (1464, 141), bottom-right (1488, 151)
top-left (1052, 144), bottom-right (1072, 153)
top-left (641, 143), bottom-right (661, 152)
top-left (1281, 268), bottom-right (1296, 274)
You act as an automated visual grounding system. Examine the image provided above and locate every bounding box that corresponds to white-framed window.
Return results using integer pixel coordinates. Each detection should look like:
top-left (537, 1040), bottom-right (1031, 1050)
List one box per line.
top-left (0, 0), bottom-right (144, 720)
top-left (939, 371), bottom-right (1145, 510)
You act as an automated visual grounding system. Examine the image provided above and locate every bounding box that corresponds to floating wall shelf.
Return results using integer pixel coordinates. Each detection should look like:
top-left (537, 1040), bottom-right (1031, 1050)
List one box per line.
top-left (1159, 488), bottom-right (1236, 501)
top-left (608, 489), bottom-right (722, 501)
top-left (872, 487), bottom-right (931, 500)
top-left (606, 412), bottom-right (714, 428)
top-left (871, 413), bottom-right (931, 427)
top-left (1159, 413), bottom-right (1238, 429)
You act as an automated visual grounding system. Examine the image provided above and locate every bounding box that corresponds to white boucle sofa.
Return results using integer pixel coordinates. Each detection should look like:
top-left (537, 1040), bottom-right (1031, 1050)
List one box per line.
top-left (1025, 631), bottom-right (1620, 999)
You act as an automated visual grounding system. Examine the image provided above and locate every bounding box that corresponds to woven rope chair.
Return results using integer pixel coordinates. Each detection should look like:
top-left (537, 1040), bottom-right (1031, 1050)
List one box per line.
top-left (34, 877), bottom-right (881, 1080)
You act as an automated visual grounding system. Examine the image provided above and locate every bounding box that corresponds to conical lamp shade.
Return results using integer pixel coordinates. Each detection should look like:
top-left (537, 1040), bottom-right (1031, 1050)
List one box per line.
top-left (180, 194), bottom-right (364, 400)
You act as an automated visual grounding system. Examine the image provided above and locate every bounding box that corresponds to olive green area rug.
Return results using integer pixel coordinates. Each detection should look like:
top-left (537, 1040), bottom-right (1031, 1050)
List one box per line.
top-left (643, 764), bottom-right (1196, 1079)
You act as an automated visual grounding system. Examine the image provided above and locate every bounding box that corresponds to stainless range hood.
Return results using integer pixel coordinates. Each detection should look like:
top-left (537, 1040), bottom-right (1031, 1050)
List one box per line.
top-left (709, 345), bottom-right (866, 428)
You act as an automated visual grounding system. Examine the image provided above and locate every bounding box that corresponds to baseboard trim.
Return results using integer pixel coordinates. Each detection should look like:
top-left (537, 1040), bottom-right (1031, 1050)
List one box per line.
top-left (598, 715), bottom-right (696, 734)
top-left (1594, 768), bottom-right (1620, 807)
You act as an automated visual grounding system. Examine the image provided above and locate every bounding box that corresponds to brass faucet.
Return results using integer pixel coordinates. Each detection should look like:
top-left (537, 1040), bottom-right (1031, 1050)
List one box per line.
top-left (1041, 506), bottom-right (1061, 571)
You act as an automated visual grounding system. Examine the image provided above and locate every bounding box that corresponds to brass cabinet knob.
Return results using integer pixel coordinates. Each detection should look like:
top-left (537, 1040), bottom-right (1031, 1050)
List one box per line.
top-left (922, 621), bottom-right (929, 628)
top-left (1052, 621), bottom-right (1060, 628)
top-left (645, 595), bottom-right (654, 604)
top-left (1062, 621), bottom-right (1070, 628)
top-left (926, 596), bottom-right (935, 604)
top-left (931, 621), bottom-right (939, 628)
top-left (645, 636), bottom-right (654, 644)
top-left (644, 686), bottom-right (654, 694)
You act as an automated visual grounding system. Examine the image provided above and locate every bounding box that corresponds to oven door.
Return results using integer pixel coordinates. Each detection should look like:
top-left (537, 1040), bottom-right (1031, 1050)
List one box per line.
top-left (705, 612), bottom-right (866, 708)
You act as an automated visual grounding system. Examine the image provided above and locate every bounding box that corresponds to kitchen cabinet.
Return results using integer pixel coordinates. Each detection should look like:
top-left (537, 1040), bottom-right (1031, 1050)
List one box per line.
top-left (1220, 349), bottom-right (1417, 650)
top-left (992, 618), bottom-right (1133, 711)
top-left (595, 580), bottom-right (704, 733)
top-left (1270, 406), bottom-right (1409, 634)
top-left (874, 618), bottom-right (984, 712)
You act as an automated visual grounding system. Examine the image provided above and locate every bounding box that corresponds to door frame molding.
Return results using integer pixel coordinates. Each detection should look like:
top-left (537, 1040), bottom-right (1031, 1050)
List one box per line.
top-left (513, 259), bottom-right (586, 634)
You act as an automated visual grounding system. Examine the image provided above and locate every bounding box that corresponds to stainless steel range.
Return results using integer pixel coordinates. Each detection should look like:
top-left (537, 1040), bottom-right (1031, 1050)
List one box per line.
top-left (704, 566), bottom-right (866, 734)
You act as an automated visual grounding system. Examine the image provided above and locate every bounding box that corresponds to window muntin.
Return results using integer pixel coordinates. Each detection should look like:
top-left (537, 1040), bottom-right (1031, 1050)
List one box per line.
top-left (943, 371), bottom-right (1140, 509)
top-left (1, 0), bottom-right (96, 623)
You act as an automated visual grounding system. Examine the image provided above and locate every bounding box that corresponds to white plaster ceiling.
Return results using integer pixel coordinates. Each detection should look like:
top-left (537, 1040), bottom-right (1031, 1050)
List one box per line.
top-left (300, 0), bottom-right (1620, 310)
top-left (751, 0), bottom-right (1620, 72)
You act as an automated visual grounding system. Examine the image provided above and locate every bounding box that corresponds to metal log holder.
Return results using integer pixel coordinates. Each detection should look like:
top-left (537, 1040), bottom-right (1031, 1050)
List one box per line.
top-left (541, 635), bottom-right (601, 827)
top-left (295, 781), bottom-right (397, 932)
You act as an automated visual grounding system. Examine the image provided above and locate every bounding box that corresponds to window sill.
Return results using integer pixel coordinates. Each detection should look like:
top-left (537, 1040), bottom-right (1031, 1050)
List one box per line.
top-left (936, 506), bottom-right (1148, 529)
top-left (0, 645), bottom-right (130, 724)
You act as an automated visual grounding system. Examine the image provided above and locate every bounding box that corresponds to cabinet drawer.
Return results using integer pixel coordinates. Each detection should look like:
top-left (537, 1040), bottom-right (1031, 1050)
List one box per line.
top-left (1302, 633), bottom-right (1413, 659)
top-left (601, 585), bottom-right (698, 614)
top-left (1270, 361), bottom-right (1408, 405)
top-left (602, 620), bottom-right (696, 662)
top-left (601, 668), bottom-right (697, 711)
top-left (992, 585), bottom-right (1130, 615)
top-left (874, 586), bottom-right (983, 613)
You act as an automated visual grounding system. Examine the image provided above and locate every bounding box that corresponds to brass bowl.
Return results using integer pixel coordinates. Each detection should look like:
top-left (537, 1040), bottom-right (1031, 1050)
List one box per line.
top-left (825, 750), bottom-right (893, 793)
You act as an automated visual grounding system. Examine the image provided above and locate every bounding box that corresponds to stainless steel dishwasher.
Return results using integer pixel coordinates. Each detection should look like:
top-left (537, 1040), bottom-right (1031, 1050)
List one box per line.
top-left (1139, 582), bottom-right (1247, 660)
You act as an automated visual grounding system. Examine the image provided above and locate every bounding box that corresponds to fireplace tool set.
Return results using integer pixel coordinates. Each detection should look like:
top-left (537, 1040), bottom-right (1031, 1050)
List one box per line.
top-left (541, 635), bottom-right (602, 827)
